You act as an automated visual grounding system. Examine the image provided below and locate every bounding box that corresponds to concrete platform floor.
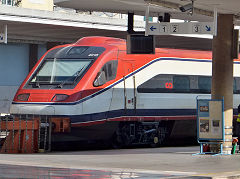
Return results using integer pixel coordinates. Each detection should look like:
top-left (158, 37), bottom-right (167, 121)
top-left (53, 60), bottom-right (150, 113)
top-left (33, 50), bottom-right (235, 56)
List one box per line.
top-left (0, 146), bottom-right (240, 178)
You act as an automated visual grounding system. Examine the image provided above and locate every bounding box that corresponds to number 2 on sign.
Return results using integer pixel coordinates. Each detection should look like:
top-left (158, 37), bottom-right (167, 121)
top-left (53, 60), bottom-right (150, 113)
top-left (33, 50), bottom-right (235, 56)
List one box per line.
top-left (171, 25), bottom-right (178, 33)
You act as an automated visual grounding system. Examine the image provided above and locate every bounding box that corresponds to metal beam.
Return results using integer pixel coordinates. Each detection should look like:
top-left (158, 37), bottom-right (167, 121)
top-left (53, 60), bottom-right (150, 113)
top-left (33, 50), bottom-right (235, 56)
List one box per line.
top-left (145, 0), bottom-right (214, 18)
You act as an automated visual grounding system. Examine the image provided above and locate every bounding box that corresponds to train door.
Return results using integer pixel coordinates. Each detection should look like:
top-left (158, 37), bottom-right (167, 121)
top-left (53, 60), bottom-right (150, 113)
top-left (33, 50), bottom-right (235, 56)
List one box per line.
top-left (122, 60), bottom-right (136, 113)
top-left (83, 57), bottom-right (118, 121)
top-left (108, 58), bottom-right (136, 117)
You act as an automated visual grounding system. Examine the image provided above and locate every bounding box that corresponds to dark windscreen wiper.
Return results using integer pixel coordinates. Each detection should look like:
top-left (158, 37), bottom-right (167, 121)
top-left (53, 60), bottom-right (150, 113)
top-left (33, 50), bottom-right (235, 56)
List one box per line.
top-left (31, 82), bottom-right (40, 88)
top-left (30, 81), bottom-right (51, 88)
top-left (57, 65), bottom-right (86, 88)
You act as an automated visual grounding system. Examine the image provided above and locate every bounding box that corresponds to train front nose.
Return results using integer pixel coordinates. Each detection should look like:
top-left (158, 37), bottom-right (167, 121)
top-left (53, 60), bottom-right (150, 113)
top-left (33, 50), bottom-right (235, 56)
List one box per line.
top-left (10, 104), bottom-right (55, 115)
top-left (11, 91), bottom-right (72, 115)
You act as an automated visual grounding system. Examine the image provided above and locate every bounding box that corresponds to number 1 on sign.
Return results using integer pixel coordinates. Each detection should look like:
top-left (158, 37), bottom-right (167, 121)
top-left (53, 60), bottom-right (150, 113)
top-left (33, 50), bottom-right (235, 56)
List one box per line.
top-left (160, 25), bottom-right (168, 33)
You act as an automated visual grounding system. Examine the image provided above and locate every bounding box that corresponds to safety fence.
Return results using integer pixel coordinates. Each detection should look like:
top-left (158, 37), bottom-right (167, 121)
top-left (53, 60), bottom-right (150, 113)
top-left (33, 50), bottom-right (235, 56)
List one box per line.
top-left (0, 115), bottom-right (51, 153)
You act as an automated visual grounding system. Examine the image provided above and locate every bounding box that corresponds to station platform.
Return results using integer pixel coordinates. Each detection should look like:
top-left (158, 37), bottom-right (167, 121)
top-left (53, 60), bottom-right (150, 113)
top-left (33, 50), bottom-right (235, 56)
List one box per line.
top-left (0, 146), bottom-right (240, 178)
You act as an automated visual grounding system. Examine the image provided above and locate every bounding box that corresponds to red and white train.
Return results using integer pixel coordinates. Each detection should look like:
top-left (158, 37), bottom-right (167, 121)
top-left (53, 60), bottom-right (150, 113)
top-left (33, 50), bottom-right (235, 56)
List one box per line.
top-left (10, 36), bottom-right (240, 147)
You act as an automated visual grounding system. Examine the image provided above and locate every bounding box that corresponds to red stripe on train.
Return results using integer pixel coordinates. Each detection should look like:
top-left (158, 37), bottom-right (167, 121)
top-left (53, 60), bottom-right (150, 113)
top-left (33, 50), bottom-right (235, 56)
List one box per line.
top-left (71, 115), bottom-right (197, 127)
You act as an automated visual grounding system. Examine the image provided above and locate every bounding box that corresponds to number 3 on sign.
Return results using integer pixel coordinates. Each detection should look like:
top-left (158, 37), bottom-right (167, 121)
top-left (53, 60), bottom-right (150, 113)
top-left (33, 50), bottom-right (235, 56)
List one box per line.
top-left (170, 25), bottom-right (179, 33)
top-left (193, 24), bottom-right (201, 33)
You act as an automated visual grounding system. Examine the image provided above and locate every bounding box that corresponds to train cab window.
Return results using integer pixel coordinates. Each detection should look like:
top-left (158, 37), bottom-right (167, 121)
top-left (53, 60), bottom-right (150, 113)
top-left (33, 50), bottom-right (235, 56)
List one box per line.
top-left (93, 60), bottom-right (118, 87)
top-left (68, 47), bottom-right (88, 55)
top-left (29, 59), bottom-right (92, 84)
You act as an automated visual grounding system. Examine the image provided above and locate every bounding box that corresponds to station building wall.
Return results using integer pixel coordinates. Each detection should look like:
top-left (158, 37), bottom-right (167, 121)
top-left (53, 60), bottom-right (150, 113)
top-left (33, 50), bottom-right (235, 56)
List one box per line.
top-left (0, 43), bottom-right (47, 114)
top-left (19, 0), bottom-right (53, 11)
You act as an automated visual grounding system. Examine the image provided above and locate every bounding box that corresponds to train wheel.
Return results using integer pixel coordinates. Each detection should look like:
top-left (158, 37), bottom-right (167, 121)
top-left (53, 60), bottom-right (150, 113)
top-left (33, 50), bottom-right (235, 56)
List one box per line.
top-left (150, 136), bottom-right (160, 148)
top-left (111, 132), bottom-right (123, 149)
top-left (150, 121), bottom-right (175, 147)
top-left (159, 121), bottom-right (175, 145)
top-left (111, 122), bottom-right (133, 148)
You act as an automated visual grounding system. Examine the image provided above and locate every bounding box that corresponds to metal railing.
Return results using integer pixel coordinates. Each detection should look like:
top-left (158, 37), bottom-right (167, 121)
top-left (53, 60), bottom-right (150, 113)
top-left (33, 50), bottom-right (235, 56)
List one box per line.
top-left (0, 115), bottom-right (51, 153)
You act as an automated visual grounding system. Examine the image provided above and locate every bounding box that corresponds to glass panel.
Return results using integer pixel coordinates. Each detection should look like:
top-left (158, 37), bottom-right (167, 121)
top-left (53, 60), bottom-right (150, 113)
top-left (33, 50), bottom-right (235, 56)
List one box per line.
top-left (7, 0), bottom-right (11, 5)
top-left (234, 77), bottom-right (240, 94)
top-left (198, 76), bottom-right (211, 93)
top-left (138, 74), bottom-right (240, 94)
top-left (173, 76), bottom-right (190, 92)
top-left (137, 74), bottom-right (174, 93)
top-left (68, 47), bottom-right (88, 55)
top-left (100, 61), bottom-right (118, 82)
top-left (30, 59), bottom-right (92, 84)
top-left (189, 76), bottom-right (198, 89)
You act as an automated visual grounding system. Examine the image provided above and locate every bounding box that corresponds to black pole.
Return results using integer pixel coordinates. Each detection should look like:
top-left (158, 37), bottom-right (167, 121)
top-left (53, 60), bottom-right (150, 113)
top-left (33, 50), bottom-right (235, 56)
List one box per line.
top-left (127, 12), bottom-right (134, 34)
top-left (163, 13), bottom-right (170, 22)
top-left (127, 12), bottom-right (145, 34)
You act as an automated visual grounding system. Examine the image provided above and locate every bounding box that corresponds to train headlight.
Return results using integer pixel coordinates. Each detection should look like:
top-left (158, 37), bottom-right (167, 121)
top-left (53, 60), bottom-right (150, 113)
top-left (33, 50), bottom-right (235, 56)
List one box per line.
top-left (51, 94), bottom-right (69, 102)
top-left (17, 93), bottom-right (30, 101)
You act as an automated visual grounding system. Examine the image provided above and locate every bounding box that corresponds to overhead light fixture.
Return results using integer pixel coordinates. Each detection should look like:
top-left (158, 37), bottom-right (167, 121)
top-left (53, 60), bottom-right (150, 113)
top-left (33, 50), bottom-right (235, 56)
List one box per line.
top-left (179, 0), bottom-right (194, 14)
top-left (179, 3), bottom-right (193, 12)
top-left (144, 0), bottom-right (212, 17)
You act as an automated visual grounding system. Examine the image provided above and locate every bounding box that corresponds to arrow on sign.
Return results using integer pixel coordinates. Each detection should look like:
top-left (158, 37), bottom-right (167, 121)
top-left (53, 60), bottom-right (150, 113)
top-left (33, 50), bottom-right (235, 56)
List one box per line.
top-left (206, 25), bottom-right (211, 32)
top-left (150, 26), bottom-right (157, 31)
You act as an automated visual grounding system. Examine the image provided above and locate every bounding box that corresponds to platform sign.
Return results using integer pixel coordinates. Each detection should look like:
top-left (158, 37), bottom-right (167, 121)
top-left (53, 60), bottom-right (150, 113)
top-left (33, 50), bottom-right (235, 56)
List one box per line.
top-left (147, 23), bottom-right (159, 35)
top-left (147, 22), bottom-right (214, 35)
top-left (197, 99), bottom-right (224, 141)
top-left (191, 22), bottom-right (213, 34)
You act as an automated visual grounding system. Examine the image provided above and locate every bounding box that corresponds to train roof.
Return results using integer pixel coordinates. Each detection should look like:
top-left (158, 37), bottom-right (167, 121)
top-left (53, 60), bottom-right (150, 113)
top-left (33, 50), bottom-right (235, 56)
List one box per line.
top-left (74, 36), bottom-right (240, 61)
top-left (75, 36), bottom-right (125, 48)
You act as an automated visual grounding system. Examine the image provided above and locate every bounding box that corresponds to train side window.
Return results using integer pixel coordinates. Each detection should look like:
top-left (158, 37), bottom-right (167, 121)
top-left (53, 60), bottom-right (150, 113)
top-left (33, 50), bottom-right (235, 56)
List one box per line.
top-left (173, 76), bottom-right (190, 92)
top-left (137, 74), bottom-right (173, 93)
top-left (234, 77), bottom-right (240, 94)
top-left (138, 74), bottom-right (240, 94)
top-left (198, 76), bottom-right (211, 93)
top-left (189, 76), bottom-right (198, 93)
top-left (93, 60), bottom-right (118, 87)
top-left (103, 60), bottom-right (118, 81)
top-left (137, 74), bottom-right (191, 93)
top-left (189, 76), bottom-right (198, 89)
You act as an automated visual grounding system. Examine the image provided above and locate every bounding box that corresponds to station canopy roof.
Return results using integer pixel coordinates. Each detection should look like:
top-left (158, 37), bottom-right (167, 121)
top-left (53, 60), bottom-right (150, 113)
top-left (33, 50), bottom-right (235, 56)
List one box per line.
top-left (55, 0), bottom-right (240, 25)
top-left (0, 4), bottom-right (211, 50)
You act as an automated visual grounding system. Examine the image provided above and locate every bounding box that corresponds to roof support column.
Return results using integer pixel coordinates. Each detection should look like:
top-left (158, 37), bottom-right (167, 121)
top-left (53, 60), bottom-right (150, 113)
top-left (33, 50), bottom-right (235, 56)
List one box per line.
top-left (211, 14), bottom-right (234, 154)
top-left (29, 44), bottom-right (38, 72)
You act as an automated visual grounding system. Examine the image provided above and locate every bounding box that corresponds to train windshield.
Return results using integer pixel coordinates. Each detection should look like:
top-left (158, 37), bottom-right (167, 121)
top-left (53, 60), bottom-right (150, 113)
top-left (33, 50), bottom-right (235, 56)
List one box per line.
top-left (30, 58), bottom-right (92, 85)
top-left (25, 46), bottom-right (105, 89)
